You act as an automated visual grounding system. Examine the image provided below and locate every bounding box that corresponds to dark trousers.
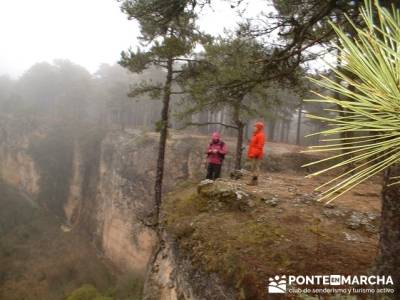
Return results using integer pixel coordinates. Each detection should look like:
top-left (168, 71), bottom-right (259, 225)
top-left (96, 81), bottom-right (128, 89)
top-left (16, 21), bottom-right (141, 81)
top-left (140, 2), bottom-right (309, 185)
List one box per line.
top-left (206, 163), bottom-right (222, 180)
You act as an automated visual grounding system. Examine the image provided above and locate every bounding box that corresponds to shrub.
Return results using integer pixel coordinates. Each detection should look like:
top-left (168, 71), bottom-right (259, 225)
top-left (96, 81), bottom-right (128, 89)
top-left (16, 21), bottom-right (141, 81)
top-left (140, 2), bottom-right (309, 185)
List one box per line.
top-left (66, 284), bottom-right (113, 300)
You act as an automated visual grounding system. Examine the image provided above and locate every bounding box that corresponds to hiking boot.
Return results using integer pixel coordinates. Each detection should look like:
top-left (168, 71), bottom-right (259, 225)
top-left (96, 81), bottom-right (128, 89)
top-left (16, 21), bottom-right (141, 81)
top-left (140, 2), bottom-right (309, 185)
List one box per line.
top-left (247, 176), bottom-right (258, 186)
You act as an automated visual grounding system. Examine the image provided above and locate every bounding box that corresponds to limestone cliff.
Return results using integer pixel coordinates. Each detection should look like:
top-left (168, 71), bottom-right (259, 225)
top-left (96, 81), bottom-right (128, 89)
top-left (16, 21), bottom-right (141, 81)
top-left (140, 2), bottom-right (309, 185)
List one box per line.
top-left (0, 118), bottom-right (235, 299)
top-left (0, 117), bottom-right (41, 196)
top-left (145, 232), bottom-right (237, 300)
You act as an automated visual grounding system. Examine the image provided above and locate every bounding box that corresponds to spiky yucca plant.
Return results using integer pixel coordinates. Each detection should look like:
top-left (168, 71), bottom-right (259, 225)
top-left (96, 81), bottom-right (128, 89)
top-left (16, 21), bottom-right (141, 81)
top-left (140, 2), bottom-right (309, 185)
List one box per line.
top-left (306, 0), bottom-right (400, 294)
top-left (306, 1), bottom-right (400, 201)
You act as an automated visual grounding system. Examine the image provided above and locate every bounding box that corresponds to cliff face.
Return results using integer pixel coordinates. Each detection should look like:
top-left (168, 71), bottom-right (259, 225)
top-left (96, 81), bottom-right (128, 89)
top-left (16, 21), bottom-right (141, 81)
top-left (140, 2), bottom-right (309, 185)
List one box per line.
top-left (0, 118), bottom-right (233, 298)
top-left (91, 131), bottom-right (225, 273)
top-left (93, 132), bottom-right (159, 273)
top-left (0, 119), bottom-right (41, 197)
top-left (145, 233), bottom-right (237, 300)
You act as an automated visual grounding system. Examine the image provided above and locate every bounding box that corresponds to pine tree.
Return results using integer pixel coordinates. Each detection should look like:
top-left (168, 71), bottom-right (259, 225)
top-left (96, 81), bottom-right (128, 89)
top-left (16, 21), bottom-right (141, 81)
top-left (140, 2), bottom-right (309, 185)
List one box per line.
top-left (118, 0), bottom-right (200, 223)
top-left (178, 36), bottom-right (298, 169)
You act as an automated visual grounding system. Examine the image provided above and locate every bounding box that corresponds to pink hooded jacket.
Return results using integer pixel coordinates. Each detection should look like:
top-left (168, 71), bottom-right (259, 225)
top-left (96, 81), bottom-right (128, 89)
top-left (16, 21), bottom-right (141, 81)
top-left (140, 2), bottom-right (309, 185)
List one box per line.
top-left (206, 132), bottom-right (228, 165)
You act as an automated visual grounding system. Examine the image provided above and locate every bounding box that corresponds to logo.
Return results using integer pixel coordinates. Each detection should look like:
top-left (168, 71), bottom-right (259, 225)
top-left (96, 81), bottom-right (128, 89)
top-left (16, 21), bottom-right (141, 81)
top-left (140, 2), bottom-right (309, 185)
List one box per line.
top-left (330, 275), bottom-right (341, 286)
top-left (268, 275), bottom-right (287, 293)
top-left (266, 274), bottom-right (394, 295)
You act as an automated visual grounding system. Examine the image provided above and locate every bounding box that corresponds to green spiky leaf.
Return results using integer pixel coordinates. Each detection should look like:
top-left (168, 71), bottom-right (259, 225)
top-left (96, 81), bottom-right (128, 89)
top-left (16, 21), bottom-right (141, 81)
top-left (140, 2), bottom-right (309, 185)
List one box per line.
top-left (305, 0), bottom-right (400, 202)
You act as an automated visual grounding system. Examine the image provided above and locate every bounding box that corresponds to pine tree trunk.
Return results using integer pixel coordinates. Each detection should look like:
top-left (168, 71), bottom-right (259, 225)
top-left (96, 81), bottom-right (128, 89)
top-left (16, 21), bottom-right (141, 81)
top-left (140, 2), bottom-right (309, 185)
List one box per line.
top-left (235, 122), bottom-right (244, 170)
top-left (377, 165), bottom-right (400, 296)
top-left (285, 120), bottom-right (290, 142)
top-left (233, 104), bottom-right (244, 170)
top-left (280, 120), bottom-right (285, 141)
top-left (296, 100), bottom-right (303, 145)
top-left (269, 119), bottom-right (276, 142)
top-left (154, 57), bottom-right (173, 223)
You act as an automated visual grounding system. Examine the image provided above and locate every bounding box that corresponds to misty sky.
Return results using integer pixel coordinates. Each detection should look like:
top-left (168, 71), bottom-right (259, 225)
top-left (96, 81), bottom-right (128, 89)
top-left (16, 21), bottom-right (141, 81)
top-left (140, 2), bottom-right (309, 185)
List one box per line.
top-left (0, 0), bottom-right (267, 78)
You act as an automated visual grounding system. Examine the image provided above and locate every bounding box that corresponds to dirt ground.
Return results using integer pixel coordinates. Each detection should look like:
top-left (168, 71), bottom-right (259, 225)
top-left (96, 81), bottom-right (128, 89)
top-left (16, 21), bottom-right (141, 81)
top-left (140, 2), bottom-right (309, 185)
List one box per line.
top-left (163, 142), bottom-right (383, 300)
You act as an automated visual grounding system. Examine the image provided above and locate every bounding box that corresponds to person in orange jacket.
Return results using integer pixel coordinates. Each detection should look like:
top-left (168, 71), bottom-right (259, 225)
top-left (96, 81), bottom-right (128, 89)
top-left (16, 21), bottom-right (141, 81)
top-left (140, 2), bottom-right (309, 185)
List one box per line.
top-left (247, 121), bottom-right (265, 185)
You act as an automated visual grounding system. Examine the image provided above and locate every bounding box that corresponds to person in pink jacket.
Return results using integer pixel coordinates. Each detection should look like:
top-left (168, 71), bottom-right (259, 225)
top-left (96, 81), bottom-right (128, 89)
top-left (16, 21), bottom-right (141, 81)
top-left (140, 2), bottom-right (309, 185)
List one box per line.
top-left (206, 132), bottom-right (228, 180)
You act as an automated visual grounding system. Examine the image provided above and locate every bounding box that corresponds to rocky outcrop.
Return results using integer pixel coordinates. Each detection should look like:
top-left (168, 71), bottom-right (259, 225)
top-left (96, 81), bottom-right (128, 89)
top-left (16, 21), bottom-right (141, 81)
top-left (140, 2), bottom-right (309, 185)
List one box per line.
top-left (0, 117), bottom-right (41, 196)
top-left (145, 233), bottom-right (236, 300)
top-left (144, 180), bottom-right (255, 300)
top-left (64, 142), bottom-right (84, 225)
top-left (93, 132), bottom-right (159, 272)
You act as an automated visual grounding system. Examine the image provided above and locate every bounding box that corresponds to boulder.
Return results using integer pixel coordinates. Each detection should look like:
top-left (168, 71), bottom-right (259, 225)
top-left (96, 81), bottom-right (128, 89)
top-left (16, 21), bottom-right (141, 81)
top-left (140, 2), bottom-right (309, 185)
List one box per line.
top-left (197, 180), bottom-right (253, 211)
top-left (345, 211), bottom-right (379, 233)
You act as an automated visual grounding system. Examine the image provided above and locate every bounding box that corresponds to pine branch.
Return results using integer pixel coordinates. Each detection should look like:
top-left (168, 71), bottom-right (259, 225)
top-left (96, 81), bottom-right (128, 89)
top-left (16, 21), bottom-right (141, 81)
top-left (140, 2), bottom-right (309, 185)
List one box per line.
top-left (180, 121), bottom-right (238, 130)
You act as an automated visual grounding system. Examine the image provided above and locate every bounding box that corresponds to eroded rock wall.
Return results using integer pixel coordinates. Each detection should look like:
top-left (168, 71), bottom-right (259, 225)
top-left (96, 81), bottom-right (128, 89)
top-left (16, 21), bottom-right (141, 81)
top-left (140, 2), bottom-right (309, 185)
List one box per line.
top-left (0, 117), bottom-right (41, 196)
top-left (0, 119), bottom-right (237, 298)
top-left (0, 124), bottom-right (208, 270)
top-left (145, 234), bottom-right (236, 300)
top-left (92, 131), bottom-right (230, 273)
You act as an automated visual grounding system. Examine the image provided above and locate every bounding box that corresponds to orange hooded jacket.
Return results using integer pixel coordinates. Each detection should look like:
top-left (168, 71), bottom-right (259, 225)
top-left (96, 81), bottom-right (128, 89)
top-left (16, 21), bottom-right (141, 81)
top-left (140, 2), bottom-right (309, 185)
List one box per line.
top-left (247, 122), bottom-right (265, 159)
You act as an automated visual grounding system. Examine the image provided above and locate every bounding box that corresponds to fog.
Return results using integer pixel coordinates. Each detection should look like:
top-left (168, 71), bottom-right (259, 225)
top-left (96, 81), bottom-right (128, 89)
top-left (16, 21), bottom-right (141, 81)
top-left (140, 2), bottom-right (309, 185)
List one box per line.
top-left (1, 0), bottom-right (315, 143)
top-left (0, 0), bottom-right (266, 78)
